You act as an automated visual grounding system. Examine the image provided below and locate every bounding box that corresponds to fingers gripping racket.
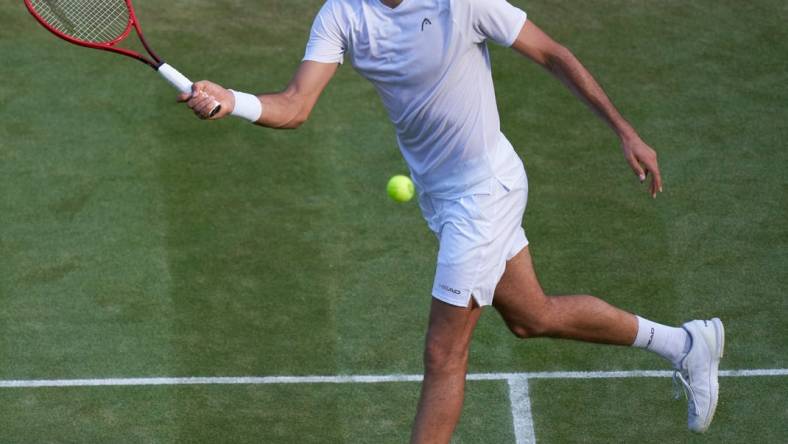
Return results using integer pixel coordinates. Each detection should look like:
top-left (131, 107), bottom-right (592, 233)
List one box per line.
top-left (24, 0), bottom-right (220, 117)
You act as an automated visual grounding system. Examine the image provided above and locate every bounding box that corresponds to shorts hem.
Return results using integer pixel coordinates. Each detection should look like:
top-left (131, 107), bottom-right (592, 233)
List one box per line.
top-left (431, 291), bottom-right (474, 308)
top-left (507, 235), bottom-right (529, 261)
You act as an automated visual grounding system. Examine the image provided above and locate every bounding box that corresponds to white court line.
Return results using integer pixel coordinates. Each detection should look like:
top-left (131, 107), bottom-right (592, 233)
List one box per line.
top-left (2, 369), bottom-right (785, 444)
top-left (508, 376), bottom-right (536, 444)
top-left (0, 368), bottom-right (786, 388)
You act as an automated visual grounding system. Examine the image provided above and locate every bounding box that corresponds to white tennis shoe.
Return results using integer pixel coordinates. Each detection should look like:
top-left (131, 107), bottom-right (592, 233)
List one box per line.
top-left (673, 318), bottom-right (725, 433)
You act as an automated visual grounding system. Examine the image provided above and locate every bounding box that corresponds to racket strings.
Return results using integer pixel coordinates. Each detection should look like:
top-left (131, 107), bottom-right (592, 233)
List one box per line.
top-left (30, 0), bottom-right (131, 44)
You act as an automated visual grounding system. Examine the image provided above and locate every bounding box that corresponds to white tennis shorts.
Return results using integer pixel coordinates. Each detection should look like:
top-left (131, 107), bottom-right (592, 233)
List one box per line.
top-left (418, 173), bottom-right (529, 307)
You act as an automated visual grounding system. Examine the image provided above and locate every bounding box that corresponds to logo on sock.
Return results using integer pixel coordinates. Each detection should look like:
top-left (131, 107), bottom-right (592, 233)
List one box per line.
top-left (646, 327), bottom-right (655, 348)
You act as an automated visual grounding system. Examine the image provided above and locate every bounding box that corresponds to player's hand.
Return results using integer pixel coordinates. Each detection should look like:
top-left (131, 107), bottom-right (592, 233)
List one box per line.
top-left (620, 133), bottom-right (663, 198)
top-left (177, 81), bottom-right (233, 120)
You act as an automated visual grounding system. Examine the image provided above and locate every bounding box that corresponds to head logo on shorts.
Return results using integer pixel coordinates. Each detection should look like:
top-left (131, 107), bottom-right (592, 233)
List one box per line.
top-left (439, 284), bottom-right (461, 295)
top-left (421, 18), bottom-right (432, 32)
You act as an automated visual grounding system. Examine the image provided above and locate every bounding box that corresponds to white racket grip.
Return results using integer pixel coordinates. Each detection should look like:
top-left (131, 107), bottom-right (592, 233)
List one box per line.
top-left (158, 63), bottom-right (221, 117)
top-left (157, 63), bottom-right (192, 94)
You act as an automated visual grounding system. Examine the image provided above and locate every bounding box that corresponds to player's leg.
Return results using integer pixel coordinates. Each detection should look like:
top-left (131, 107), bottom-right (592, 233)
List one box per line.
top-left (410, 298), bottom-right (483, 444)
top-left (493, 246), bottom-right (690, 362)
top-left (492, 246), bottom-right (640, 344)
top-left (493, 246), bottom-right (725, 432)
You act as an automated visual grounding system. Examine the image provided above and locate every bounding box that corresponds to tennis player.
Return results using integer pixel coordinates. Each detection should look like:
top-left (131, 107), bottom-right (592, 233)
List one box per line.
top-left (180, 0), bottom-right (724, 441)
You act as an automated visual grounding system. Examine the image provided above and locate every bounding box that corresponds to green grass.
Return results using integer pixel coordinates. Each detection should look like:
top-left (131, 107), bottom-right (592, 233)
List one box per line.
top-left (530, 377), bottom-right (788, 443)
top-left (0, 381), bottom-right (514, 443)
top-left (1, 0), bottom-right (786, 442)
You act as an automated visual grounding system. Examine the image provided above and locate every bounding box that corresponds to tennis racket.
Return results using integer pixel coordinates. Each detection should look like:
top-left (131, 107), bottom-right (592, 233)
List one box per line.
top-left (24, 0), bottom-right (220, 117)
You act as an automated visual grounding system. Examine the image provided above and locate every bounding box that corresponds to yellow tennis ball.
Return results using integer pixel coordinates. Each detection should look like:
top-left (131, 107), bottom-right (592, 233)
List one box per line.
top-left (387, 175), bottom-right (415, 202)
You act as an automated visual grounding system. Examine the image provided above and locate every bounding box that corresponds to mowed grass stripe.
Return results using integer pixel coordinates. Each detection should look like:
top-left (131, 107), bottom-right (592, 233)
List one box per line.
top-left (146, 4), bottom-right (350, 436)
top-left (0, 380), bottom-right (513, 443)
top-left (148, 2), bottom-right (345, 378)
top-left (0, 26), bottom-right (177, 379)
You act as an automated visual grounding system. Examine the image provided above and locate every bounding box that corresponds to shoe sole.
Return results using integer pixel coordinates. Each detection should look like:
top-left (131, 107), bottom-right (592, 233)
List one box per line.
top-left (697, 317), bottom-right (724, 432)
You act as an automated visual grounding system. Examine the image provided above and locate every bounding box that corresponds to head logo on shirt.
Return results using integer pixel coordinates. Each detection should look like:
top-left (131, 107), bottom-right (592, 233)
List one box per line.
top-left (421, 18), bottom-right (432, 31)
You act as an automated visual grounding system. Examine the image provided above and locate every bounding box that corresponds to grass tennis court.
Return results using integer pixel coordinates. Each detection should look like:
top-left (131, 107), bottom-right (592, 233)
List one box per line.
top-left (1, 0), bottom-right (786, 442)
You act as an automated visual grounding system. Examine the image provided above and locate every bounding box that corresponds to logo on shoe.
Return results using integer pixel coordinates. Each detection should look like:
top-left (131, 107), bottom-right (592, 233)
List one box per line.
top-left (439, 284), bottom-right (461, 295)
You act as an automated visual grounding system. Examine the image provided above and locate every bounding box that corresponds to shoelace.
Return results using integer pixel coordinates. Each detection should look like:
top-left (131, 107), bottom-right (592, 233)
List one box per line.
top-left (672, 370), bottom-right (699, 415)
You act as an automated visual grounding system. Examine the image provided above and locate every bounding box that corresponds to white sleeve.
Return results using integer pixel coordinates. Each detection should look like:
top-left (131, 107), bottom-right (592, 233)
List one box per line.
top-left (303, 1), bottom-right (347, 64)
top-left (468, 0), bottom-right (528, 46)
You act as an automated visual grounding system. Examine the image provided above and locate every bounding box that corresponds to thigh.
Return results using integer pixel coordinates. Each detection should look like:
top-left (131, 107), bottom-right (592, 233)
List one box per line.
top-left (492, 246), bottom-right (550, 321)
top-left (425, 298), bottom-right (483, 355)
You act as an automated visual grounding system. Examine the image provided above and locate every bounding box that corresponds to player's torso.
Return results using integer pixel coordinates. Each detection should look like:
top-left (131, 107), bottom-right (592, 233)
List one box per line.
top-left (332, 0), bottom-right (505, 198)
top-left (348, 1), bottom-right (449, 84)
top-left (341, 0), bottom-right (479, 107)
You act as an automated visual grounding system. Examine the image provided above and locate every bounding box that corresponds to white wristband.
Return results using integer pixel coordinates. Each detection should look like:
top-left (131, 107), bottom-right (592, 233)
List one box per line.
top-left (230, 90), bottom-right (263, 123)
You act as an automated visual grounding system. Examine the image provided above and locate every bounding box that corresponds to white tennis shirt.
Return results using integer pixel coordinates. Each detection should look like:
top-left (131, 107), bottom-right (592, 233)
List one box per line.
top-left (304, 0), bottom-right (528, 198)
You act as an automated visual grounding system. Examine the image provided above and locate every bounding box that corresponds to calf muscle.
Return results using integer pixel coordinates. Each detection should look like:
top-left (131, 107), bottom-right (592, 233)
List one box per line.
top-left (493, 247), bottom-right (637, 345)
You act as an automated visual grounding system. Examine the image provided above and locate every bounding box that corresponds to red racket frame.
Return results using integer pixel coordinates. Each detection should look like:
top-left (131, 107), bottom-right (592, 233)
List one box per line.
top-left (24, 0), bottom-right (164, 70)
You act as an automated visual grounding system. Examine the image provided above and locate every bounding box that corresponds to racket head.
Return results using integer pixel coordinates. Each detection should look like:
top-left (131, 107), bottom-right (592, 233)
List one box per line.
top-left (24, 0), bottom-right (157, 66)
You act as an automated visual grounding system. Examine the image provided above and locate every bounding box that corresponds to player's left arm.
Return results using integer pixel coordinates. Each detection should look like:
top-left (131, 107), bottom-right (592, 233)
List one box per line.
top-left (511, 21), bottom-right (663, 198)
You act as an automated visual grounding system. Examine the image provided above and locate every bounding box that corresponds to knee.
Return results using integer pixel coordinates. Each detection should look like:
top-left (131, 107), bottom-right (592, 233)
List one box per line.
top-left (423, 339), bottom-right (469, 376)
top-left (508, 322), bottom-right (550, 339)
top-left (506, 300), bottom-right (556, 339)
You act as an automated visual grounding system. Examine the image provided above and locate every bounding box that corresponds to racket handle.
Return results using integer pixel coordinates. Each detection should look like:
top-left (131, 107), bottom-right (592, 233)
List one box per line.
top-left (158, 63), bottom-right (221, 117)
top-left (158, 63), bottom-right (192, 94)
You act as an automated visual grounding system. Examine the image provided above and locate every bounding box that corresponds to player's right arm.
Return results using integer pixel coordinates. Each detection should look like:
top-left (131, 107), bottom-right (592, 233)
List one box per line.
top-left (178, 60), bottom-right (339, 129)
top-left (182, 0), bottom-right (346, 127)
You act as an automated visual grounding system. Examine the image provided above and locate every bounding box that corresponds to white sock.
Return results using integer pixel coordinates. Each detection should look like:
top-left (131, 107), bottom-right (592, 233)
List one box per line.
top-left (632, 316), bottom-right (691, 367)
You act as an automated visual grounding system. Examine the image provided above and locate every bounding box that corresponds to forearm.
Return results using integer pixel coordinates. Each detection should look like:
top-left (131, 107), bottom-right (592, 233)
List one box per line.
top-left (183, 62), bottom-right (336, 129)
top-left (512, 21), bottom-right (662, 196)
top-left (545, 47), bottom-right (636, 140)
top-left (255, 89), bottom-right (309, 129)
top-left (254, 61), bottom-right (338, 129)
